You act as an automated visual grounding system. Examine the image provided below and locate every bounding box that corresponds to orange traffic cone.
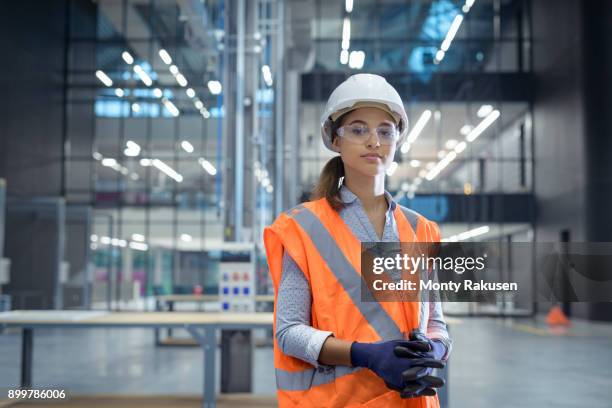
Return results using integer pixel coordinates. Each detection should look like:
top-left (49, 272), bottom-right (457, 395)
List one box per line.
top-left (546, 305), bottom-right (571, 327)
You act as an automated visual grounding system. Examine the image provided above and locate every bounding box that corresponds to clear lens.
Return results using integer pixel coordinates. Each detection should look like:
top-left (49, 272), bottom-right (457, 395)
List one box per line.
top-left (337, 124), bottom-right (398, 145)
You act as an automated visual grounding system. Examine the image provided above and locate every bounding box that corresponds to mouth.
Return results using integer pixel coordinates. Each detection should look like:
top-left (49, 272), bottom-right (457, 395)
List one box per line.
top-left (361, 153), bottom-right (383, 161)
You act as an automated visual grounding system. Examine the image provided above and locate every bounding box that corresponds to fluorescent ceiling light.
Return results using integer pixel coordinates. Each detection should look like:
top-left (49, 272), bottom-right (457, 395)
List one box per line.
top-left (194, 100), bottom-right (204, 110)
top-left (441, 15), bottom-right (464, 52)
top-left (158, 49), bottom-right (172, 65)
top-left (443, 225), bottom-right (490, 242)
top-left (162, 98), bottom-right (180, 117)
top-left (153, 88), bottom-right (163, 98)
top-left (180, 233), bottom-right (192, 242)
top-left (407, 109), bottom-right (432, 144)
top-left (266, 185), bottom-right (273, 193)
top-left (340, 49), bottom-right (349, 65)
top-left (139, 158), bottom-right (151, 166)
top-left (198, 158), bottom-right (217, 175)
top-left (348, 50), bottom-right (365, 69)
top-left (410, 160), bottom-right (421, 168)
top-left (207, 80), bottom-right (222, 95)
top-left (114, 88), bottom-right (124, 97)
top-left (477, 104), bottom-right (493, 118)
top-left (152, 159), bottom-right (183, 182)
top-left (460, 125), bottom-right (473, 135)
top-left (133, 65), bottom-right (152, 86)
top-left (454, 141), bottom-right (467, 153)
top-left (181, 140), bottom-right (194, 153)
top-left (101, 158), bottom-right (117, 167)
top-left (111, 238), bottom-right (127, 248)
top-left (345, 0), bottom-right (353, 13)
top-left (121, 51), bottom-right (134, 64)
top-left (124, 140), bottom-right (141, 157)
top-left (261, 65), bottom-right (273, 86)
top-left (175, 73), bottom-right (188, 87)
top-left (342, 18), bottom-right (351, 50)
top-left (95, 70), bottom-right (113, 87)
top-left (169, 65), bottom-right (179, 75)
top-left (186, 88), bottom-right (195, 98)
top-left (435, 50), bottom-right (445, 62)
top-left (131, 103), bottom-right (140, 113)
top-left (437, 150), bottom-right (447, 159)
top-left (131, 233), bottom-right (145, 242)
top-left (466, 110), bottom-right (500, 142)
top-left (426, 150), bottom-right (457, 181)
top-left (445, 139), bottom-right (458, 149)
top-left (90, 234), bottom-right (98, 242)
top-left (463, 0), bottom-right (476, 13)
top-left (129, 241), bottom-right (149, 251)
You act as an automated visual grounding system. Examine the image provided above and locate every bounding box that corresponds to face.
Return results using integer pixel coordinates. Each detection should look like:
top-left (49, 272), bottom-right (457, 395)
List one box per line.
top-left (331, 107), bottom-right (398, 177)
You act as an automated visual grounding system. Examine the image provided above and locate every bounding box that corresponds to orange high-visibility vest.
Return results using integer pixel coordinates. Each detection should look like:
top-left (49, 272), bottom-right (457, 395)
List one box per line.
top-left (263, 197), bottom-right (442, 407)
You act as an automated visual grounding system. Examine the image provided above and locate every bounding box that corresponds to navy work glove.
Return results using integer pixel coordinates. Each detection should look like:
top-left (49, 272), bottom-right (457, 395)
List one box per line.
top-left (350, 339), bottom-right (445, 391)
top-left (394, 330), bottom-right (447, 398)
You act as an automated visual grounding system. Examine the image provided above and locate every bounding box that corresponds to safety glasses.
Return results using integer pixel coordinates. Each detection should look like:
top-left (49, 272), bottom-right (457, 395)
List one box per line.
top-left (336, 124), bottom-right (399, 145)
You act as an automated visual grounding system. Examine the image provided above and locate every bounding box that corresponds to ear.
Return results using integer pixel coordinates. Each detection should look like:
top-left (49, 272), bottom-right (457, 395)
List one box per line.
top-left (331, 135), bottom-right (341, 152)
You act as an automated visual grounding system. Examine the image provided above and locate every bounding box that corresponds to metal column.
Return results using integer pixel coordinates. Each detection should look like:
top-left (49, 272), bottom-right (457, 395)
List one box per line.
top-left (234, 0), bottom-right (246, 241)
top-left (274, 0), bottom-right (285, 215)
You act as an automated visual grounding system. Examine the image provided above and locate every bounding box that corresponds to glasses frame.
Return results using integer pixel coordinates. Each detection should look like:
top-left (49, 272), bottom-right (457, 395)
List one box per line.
top-left (336, 123), bottom-right (400, 145)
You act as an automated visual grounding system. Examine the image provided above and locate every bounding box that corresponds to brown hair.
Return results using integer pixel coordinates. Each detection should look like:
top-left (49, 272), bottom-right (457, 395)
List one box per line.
top-left (310, 114), bottom-right (347, 211)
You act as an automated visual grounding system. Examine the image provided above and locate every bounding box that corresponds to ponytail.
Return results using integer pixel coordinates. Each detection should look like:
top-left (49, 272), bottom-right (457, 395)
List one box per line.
top-left (311, 113), bottom-right (349, 211)
top-left (310, 155), bottom-right (345, 211)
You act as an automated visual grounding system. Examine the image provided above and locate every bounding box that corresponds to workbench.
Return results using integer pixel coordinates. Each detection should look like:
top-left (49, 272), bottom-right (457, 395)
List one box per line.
top-left (0, 310), bottom-right (273, 408)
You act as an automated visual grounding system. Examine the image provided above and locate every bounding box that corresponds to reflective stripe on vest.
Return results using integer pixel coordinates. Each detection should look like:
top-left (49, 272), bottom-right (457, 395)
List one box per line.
top-left (275, 366), bottom-right (364, 391)
top-left (399, 206), bottom-right (419, 233)
top-left (290, 206), bottom-right (403, 340)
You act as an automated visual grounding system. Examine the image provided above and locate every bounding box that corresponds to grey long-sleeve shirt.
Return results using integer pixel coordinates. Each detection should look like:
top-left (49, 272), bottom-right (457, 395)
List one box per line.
top-left (275, 184), bottom-right (452, 368)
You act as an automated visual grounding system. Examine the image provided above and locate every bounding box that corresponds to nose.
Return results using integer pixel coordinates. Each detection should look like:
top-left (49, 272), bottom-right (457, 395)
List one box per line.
top-left (365, 129), bottom-right (381, 148)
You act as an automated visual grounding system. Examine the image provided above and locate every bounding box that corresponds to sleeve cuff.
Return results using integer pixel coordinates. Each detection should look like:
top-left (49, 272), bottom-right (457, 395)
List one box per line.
top-left (305, 330), bottom-right (334, 368)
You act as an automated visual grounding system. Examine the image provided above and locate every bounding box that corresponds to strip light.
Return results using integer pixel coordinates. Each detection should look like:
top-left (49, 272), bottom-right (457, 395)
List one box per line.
top-left (442, 225), bottom-right (489, 242)
top-left (435, 14), bottom-right (464, 63)
top-left (158, 49), bottom-right (172, 65)
top-left (466, 110), bottom-right (500, 142)
top-left (198, 158), bottom-right (217, 175)
top-left (207, 80), bottom-right (222, 95)
top-left (122, 51), bottom-right (134, 65)
top-left (162, 98), bottom-right (180, 117)
top-left (95, 70), bottom-right (113, 87)
top-left (401, 110), bottom-right (432, 154)
top-left (129, 241), bottom-right (149, 251)
top-left (181, 140), bottom-right (194, 153)
top-left (345, 0), bottom-right (353, 13)
top-left (133, 65), bottom-right (152, 86)
top-left (152, 159), bottom-right (183, 182)
top-left (342, 18), bottom-right (351, 50)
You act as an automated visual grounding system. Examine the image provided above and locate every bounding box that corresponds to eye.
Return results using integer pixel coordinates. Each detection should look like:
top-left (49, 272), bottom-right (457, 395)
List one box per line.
top-left (377, 127), bottom-right (395, 138)
top-left (350, 125), bottom-right (368, 136)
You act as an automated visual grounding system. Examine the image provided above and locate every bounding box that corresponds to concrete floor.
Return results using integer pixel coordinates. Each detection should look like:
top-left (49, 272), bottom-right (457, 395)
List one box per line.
top-left (0, 317), bottom-right (611, 407)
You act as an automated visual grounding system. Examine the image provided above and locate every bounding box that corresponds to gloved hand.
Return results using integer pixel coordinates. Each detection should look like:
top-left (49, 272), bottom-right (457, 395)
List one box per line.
top-left (350, 339), bottom-right (445, 391)
top-left (394, 330), bottom-right (447, 398)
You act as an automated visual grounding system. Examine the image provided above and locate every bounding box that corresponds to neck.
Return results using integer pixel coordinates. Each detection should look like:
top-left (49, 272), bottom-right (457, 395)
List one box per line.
top-left (343, 168), bottom-right (388, 212)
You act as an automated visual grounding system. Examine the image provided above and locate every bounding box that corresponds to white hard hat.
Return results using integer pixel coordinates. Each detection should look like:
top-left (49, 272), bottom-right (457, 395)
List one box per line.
top-left (320, 73), bottom-right (409, 152)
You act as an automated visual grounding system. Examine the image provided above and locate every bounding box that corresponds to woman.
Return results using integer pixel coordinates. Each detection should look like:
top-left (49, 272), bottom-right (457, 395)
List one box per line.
top-left (264, 73), bottom-right (452, 407)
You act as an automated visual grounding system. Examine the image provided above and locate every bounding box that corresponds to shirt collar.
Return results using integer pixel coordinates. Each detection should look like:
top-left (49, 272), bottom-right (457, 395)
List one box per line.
top-left (339, 184), bottom-right (397, 212)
